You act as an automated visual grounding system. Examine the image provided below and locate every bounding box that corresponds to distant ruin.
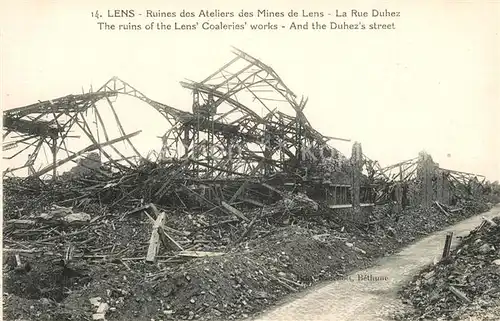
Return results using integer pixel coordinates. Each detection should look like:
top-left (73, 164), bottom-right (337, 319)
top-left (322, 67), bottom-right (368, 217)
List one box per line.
top-left (3, 49), bottom-right (488, 215)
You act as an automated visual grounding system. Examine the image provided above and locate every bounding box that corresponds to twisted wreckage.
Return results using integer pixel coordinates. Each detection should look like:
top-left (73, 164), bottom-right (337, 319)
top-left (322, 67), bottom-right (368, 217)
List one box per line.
top-left (3, 49), bottom-right (497, 321)
top-left (3, 48), bottom-right (487, 214)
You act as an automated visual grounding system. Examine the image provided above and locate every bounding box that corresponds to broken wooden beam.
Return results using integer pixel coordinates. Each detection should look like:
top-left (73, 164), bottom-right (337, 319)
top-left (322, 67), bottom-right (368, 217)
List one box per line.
top-left (449, 285), bottom-right (471, 303)
top-left (228, 161), bottom-right (265, 203)
top-left (4, 248), bottom-right (41, 253)
top-left (15, 254), bottom-right (22, 267)
top-left (237, 196), bottom-right (265, 207)
top-left (33, 130), bottom-right (141, 178)
top-left (328, 203), bottom-right (374, 209)
top-left (148, 203), bottom-right (160, 220)
top-left (442, 231), bottom-right (454, 259)
top-left (268, 273), bottom-right (297, 292)
top-left (221, 201), bottom-right (249, 222)
top-left (6, 219), bottom-right (37, 226)
top-left (159, 227), bottom-right (184, 251)
top-left (64, 244), bottom-right (74, 265)
top-left (177, 251), bottom-right (224, 258)
top-left (124, 204), bottom-right (153, 217)
top-left (164, 225), bottom-right (191, 237)
top-left (13, 254), bottom-right (31, 273)
top-left (482, 216), bottom-right (498, 227)
top-left (146, 212), bottom-right (166, 263)
top-left (261, 183), bottom-right (284, 196)
top-left (434, 201), bottom-right (450, 216)
top-left (236, 211), bottom-right (260, 243)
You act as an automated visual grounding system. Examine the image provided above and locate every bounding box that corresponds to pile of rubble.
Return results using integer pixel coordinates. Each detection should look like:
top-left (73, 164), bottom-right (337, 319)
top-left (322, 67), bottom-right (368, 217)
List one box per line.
top-left (398, 217), bottom-right (500, 320)
top-left (3, 173), bottom-right (495, 321)
top-left (4, 49), bottom-right (499, 321)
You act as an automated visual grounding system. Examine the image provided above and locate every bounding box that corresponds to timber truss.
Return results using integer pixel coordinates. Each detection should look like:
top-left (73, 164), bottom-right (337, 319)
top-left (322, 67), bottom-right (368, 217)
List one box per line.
top-left (369, 153), bottom-right (486, 205)
top-left (3, 49), bottom-right (350, 183)
top-left (3, 49), bottom-right (487, 211)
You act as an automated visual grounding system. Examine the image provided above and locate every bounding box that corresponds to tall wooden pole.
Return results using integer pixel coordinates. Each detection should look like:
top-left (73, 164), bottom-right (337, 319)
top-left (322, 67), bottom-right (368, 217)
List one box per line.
top-left (351, 142), bottom-right (362, 216)
top-left (51, 137), bottom-right (57, 181)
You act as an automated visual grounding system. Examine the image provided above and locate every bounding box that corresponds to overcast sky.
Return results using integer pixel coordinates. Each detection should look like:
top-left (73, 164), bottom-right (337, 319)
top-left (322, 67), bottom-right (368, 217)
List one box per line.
top-left (2, 0), bottom-right (499, 180)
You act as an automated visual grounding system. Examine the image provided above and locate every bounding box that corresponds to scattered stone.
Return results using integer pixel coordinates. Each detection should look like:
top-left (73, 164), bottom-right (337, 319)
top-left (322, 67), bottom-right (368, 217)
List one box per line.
top-left (423, 271), bottom-right (435, 279)
top-left (353, 246), bottom-right (367, 255)
top-left (63, 212), bottom-right (91, 224)
top-left (3, 172), bottom-right (498, 321)
top-left (96, 302), bottom-right (109, 314)
top-left (399, 216), bottom-right (500, 320)
top-left (478, 243), bottom-right (494, 253)
top-left (89, 297), bottom-right (102, 307)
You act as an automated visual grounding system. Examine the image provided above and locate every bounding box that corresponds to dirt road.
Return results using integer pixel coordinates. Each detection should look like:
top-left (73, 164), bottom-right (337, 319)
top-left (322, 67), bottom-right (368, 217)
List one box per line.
top-left (253, 205), bottom-right (500, 321)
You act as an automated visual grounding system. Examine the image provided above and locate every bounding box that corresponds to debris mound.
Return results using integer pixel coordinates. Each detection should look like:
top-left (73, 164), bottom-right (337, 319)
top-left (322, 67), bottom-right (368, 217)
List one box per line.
top-left (398, 217), bottom-right (500, 320)
top-left (3, 49), bottom-right (499, 321)
top-left (3, 176), bottom-right (494, 321)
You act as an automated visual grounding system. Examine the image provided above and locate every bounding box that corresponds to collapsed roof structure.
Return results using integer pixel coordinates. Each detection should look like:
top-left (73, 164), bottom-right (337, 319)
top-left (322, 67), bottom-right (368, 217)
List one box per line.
top-left (2, 49), bottom-right (487, 213)
top-left (4, 49), bottom-right (349, 177)
top-left (2, 48), bottom-right (496, 321)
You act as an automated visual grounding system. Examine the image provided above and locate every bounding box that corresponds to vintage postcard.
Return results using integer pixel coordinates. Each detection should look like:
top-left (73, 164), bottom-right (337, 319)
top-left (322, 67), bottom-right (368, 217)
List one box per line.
top-left (1, 1), bottom-right (499, 320)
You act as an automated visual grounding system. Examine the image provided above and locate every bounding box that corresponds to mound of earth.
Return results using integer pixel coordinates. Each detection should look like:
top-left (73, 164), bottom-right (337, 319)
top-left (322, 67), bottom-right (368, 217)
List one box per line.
top-left (397, 217), bottom-right (500, 321)
top-left (3, 177), bottom-right (496, 321)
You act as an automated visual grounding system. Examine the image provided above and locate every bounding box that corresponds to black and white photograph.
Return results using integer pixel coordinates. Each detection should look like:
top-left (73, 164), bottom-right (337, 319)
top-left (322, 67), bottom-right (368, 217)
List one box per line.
top-left (1, 1), bottom-right (499, 320)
